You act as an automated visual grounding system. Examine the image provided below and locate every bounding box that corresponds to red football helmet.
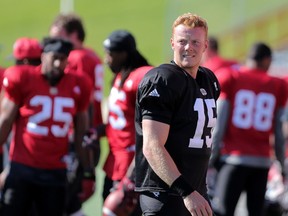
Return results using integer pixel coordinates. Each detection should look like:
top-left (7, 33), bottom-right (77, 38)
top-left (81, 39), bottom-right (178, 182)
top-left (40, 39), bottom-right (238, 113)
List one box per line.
top-left (102, 177), bottom-right (139, 216)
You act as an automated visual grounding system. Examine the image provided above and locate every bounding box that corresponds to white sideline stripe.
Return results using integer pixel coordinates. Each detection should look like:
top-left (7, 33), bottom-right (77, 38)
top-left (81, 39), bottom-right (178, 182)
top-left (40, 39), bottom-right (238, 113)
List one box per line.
top-left (60, 0), bottom-right (74, 13)
top-left (103, 207), bottom-right (117, 216)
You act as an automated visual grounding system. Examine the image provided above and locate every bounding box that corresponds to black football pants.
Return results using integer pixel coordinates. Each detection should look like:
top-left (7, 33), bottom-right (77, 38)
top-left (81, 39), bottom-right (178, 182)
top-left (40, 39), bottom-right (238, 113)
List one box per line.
top-left (213, 163), bottom-right (269, 216)
top-left (0, 162), bottom-right (67, 216)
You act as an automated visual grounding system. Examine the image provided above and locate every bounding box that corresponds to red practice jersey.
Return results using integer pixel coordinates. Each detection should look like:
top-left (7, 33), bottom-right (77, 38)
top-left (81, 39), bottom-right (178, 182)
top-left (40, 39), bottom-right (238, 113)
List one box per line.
top-left (104, 66), bottom-right (153, 180)
top-left (202, 55), bottom-right (238, 74)
top-left (0, 67), bottom-right (5, 86)
top-left (0, 67), bottom-right (5, 155)
top-left (218, 67), bottom-right (287, 158)
top-left (67, 47), bottom-right (104, 127)
top-left (281, 75), bottom-right (288, 157)
top-left (3, 65), bottom-right (92, 169)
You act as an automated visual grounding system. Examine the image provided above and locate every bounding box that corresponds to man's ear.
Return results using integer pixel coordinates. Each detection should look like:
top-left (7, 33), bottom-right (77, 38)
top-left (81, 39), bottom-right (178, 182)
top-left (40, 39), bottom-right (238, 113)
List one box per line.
top-left (170, 38), bottom-right (174, 50)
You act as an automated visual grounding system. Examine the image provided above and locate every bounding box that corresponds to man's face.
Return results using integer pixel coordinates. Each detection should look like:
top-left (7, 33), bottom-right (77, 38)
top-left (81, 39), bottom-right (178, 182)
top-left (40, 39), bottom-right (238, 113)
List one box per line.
top-left (50, 26), bottom-right (68, 38)
top-left (49, 26), bottom-right (76, 47)
top-left (103, 49), bottom-right (127, 74)
top-left (41, 52), bottom-right (68, 85)
top-left (171, 25), bottom-right (208, 72)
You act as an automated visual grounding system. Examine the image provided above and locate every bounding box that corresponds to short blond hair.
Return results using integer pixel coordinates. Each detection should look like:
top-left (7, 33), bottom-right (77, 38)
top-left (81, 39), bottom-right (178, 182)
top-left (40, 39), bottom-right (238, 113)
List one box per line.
top-left (172, 13), bottom-right (208, 38)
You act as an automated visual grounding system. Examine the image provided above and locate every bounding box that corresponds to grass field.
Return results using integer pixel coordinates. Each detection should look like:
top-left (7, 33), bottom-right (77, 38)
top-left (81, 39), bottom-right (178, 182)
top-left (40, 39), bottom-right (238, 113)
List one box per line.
top-left (1, 0), bottom-right (288, 215)
top-left (2, 0), bottom-right (288, 95)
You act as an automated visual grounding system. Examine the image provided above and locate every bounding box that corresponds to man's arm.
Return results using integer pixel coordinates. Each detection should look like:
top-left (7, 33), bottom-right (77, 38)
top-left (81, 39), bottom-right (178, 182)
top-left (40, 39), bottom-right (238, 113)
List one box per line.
top-left (210, 99), bottom-right (230, 168)
top-left (274, 107), bottom-right (286, 169)
top-left (142, 119), bottom-right (213, 216)
top-left (142, 119), bottom-right (179, 185)
top-left (74, 110), bottom-right (93, 171)
top-left (0, 97), bottom-right (18, 145)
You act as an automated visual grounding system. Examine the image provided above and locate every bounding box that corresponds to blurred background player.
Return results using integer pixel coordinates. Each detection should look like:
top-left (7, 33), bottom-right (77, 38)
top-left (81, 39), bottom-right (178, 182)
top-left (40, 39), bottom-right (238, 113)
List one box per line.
top-left (49, 13), bottom-right (103, 128)
top-left (0, 37), bottom-right (93, 216)
top-left (0, 66), bottom-right (5, 103)
top-left (97, 30), bottom-right (152, 216)
top-left (210, 42), bottom-right (287, 216)
top-left (13, 37), bottom-right (42, 66)
top-left (201, 36), bottom-right (238, 75)
top-left (0, 66), bottom-right (5, 177)
top-left (201, 36), bottom-right (240, 200)
top-left (0, 37), bottom-right (42, 190)
top-left (49, 13), bottom-right (103, 216)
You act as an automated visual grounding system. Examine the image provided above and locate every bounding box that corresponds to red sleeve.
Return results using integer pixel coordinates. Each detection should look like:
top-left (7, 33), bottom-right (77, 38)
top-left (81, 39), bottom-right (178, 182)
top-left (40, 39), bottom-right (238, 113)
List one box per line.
top-left (215, 67), bottom-right (235, 101)
top-left (132, 66), bottom-right (153, 90)
top-left (76, 73), bottom-right (93, 112)
top-left (3, 66), bottom-right (25, 104)
top-left (277, 78), bottom-right (288, 107)
top-left (0, 67), bottom-right (5, 89)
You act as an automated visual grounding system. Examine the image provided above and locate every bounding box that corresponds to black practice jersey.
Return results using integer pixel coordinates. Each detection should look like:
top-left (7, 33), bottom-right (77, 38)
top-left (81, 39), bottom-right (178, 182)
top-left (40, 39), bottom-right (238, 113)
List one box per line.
top-left (135, 62), bottom-right (220, 195)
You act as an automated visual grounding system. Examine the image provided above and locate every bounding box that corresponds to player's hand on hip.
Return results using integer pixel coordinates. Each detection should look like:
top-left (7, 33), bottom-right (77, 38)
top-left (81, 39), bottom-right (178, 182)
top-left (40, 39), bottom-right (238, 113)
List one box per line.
top-left (183, 190), bottom-right (213, 216)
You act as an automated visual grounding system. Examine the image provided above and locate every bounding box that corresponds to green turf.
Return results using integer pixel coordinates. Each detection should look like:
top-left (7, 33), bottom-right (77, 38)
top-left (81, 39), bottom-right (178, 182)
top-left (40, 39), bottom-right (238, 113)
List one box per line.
top-left (1, 1), bottom-right (288, 215)
top-left (1, 0), bottom-right (288, 95)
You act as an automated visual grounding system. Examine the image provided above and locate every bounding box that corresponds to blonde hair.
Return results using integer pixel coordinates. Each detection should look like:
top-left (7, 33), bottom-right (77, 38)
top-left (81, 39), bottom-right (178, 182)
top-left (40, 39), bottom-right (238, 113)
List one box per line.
top-left (172, 13), bottom-right (208, 38)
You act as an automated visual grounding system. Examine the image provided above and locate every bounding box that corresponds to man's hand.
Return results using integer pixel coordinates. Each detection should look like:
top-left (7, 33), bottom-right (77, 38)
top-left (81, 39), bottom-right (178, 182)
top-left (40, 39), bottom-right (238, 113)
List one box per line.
top-left (183, 191), bottom-right (213, 216)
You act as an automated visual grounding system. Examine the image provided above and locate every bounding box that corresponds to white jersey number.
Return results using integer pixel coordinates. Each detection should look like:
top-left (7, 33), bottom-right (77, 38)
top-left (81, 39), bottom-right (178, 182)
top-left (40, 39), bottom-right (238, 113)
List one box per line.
top-left (232, 90), bottom-right (275, 131)
top-left (94, 64), bottom-right (104, 102)
top-left (27, 96), bottom-right (74, 137)
top-left (108, 87), bottom-right (127, 130)
top-left (189, 98), bottom-right (216, 148)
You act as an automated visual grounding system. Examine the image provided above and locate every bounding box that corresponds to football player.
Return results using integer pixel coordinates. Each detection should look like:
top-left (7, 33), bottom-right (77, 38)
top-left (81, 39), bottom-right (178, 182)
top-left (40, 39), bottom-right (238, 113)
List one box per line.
top-left (49, 13), bottom-right (103, 128)
top-left (49, 13), bottom-right (103, 216)
top-left (0, 66), bottom-right (5, 174)
top-left (0, 37), bottom-right (93, 216)
top-left (0, 37), bottom-right (42, 191)
top-left (201, 36), bottom-right (239, 75)
top-left (13, 37), bottom-right (42, 66)
top-left (101, 30), bottom-right (153, 203)
top-left (135, 13), bottom-right (218, 216)
top-left (210, 42), bottom-right (288, 216)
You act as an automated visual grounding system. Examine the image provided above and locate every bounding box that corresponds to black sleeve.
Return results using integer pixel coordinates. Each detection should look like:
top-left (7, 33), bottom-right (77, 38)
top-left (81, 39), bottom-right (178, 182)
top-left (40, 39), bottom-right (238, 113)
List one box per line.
top-left (137, 65), bottom-right (185, 124)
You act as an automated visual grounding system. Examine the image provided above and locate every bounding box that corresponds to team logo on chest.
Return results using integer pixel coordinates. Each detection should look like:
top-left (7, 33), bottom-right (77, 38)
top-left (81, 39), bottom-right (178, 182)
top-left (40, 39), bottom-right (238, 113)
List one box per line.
top-left (49, 87), bottom-right (58, 95)
top-left (200, 88), bottom-right (207, 96)
top-left (148, 88), bottom-right (160, 97)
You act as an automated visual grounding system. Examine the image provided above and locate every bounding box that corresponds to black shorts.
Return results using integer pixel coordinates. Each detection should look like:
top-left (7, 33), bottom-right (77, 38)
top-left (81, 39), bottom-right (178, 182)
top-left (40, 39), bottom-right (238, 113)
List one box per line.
top-left (139, 191), bottom-right (191, 216)
top-left (0, 162), bottom-right (67, 216)
top-left (65, 162), bottom-right (83, 214)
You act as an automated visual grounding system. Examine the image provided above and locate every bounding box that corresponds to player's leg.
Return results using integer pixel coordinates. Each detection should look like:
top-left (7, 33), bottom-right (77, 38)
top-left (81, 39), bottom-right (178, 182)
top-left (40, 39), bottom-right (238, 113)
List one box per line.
top-left (102, 175), bottom-right (115, 200)
top-left (35, 184), bottom-right (66, 216)
top-left (212, 164), bottom-right (247, 216)
top-left (1, 162), bottom-right (35, 216)
top-left (246, 167), bottom-right (269, 216)
top-left (34, 169), bottom-right (67, 216)
top-left (66, 160), bottom-right (84, 215)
